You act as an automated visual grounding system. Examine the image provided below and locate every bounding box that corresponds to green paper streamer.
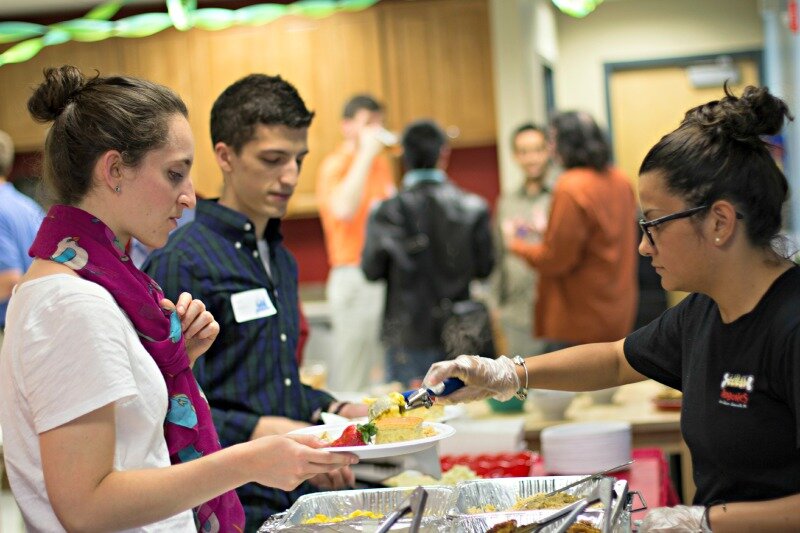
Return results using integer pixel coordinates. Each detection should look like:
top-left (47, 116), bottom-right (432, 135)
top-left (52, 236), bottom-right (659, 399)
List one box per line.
top-left (0, 0), bottom-right (381, 67)
top-left (42, 29), bottom-right (72, 47)
top-left (289, 1), bottom-right (338, 19)
top-left (114, 13), bottom-right (175, 38)
top-left (85, 0), bottom-right (127, 21)
top-left (234, 5), bottom-right (287, 26)
top-left (0, 22), bottom-right (47, 44)
top-left (0, 38), bottom-right (46, 67)
top-left (51, 19), bottom-right (114, 42)
top-left (190, 9), bottom-right (237, 31)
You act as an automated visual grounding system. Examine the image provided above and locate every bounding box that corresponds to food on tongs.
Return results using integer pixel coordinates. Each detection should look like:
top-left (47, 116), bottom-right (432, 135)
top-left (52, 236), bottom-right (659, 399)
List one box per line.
top-left (365, 391), bottom-right (445, 421)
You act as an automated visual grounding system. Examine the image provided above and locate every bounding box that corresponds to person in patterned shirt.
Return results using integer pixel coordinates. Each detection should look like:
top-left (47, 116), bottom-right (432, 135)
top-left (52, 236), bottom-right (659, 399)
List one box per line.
top-left (145, 74), bottom-right (367, 530)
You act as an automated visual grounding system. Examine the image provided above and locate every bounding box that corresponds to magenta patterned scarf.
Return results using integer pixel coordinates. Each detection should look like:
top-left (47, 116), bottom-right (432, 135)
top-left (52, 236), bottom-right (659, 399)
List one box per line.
top-left (29, 205), bottom-right (244, 532)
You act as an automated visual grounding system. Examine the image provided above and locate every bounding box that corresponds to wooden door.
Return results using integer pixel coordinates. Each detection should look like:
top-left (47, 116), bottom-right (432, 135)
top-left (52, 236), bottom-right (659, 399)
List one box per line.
top-left (610, 58), bottom-right (759, 187)
top-left (609, 57), bottom-right (759, 306)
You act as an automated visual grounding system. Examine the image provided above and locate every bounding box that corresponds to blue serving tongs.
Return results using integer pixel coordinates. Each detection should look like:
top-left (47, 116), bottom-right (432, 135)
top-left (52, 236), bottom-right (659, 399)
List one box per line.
top-left (403, 377), bottom-right (465, 409)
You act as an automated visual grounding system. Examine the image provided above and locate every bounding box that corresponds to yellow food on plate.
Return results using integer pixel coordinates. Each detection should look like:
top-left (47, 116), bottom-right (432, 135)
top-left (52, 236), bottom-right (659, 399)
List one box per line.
top-left (375, 416), bottom-right (424, 444)
top-left (302, 509), bottom-right (383, 524)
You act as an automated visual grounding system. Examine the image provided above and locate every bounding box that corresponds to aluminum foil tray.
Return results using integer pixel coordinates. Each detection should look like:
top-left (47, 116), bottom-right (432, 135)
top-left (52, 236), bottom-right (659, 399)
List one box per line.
top-left (258, 486), bottom-right (454, 532)
top-left (447, 476), bottom-right (628, 533)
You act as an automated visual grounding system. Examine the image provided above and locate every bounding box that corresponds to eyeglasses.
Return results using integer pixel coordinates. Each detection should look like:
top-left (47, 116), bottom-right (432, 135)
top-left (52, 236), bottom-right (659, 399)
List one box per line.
top-left (639, 205), bottom-right (709, 247)
top-left (639, 205), bottom-right (745, 247)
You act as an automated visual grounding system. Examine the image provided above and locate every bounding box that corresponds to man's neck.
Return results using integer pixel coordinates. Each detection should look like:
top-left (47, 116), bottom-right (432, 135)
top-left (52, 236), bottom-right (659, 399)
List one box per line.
top-left (218, 194), bottom-right (269, 239)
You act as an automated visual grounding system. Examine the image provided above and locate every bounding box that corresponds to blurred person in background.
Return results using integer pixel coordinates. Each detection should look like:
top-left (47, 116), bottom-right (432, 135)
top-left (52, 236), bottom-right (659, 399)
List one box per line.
top-left (490, 123), bottom-right (556, 357)
top-left (316, 94), bottom-right (396, 392)
top-left (145, 74), bottom-right (365, 530)
top-left (0, 129), bottom-right (45, 339)
top-left (362, 119), bottom-right (494, 386)
top-left (424, 85), bottom-right (800, 532)
top-left (502, 111), bottom-right (638, 352)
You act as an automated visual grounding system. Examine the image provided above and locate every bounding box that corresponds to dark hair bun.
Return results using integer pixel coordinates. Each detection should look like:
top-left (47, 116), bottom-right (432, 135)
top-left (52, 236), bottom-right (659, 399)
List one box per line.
top-left (734, 85), bottom-right (793, 137)
top-left (689, 84), bottom-right (793, 142)
top-left (28, 65), bottom-right (87, 123)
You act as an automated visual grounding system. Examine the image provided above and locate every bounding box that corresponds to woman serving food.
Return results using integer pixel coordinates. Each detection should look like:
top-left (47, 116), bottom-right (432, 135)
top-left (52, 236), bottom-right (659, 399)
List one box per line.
top-left (423, 85), bottom-right (800, 532)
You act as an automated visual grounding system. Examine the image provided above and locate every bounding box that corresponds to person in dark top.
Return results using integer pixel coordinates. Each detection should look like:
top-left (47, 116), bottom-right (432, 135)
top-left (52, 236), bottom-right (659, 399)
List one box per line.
top-left (361, 119), bottom-right (494, 385)
top-left (421, 85), bottom-right (800, 532)
top-left (144, 74), bottom-right (365, 529)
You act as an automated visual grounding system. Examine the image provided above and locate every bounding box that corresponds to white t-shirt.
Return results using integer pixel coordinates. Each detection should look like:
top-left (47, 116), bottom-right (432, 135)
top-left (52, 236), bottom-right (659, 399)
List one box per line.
top-left (0, 275), bottom-right (194, 532)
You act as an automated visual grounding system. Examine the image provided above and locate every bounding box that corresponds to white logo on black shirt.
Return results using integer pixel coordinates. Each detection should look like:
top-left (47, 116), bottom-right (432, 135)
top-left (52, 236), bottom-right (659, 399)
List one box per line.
top-left (718, 372), bottom-right (754, 408)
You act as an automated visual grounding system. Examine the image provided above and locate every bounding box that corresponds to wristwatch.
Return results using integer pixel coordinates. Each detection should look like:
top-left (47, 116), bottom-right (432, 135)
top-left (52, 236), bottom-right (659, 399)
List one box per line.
top-left (512, 355), bottom-right (529, 401)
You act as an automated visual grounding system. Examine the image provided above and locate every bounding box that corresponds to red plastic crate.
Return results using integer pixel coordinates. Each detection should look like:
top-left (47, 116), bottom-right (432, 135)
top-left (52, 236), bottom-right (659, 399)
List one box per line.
top-left (440, 451), bottom-right (538, 478)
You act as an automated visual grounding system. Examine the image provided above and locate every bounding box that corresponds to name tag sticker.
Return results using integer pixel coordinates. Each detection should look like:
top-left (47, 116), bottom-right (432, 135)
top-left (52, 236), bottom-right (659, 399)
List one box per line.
top-left (230, 288), bottom-right (277, 323)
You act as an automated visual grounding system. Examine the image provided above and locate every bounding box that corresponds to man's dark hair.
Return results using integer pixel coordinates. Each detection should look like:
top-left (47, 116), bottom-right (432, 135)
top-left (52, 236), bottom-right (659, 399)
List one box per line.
top-left (342, 94), bottom-right (383, 119)
top-left (210, 74), bottom-right (314, 154)
top-left (402, 119), bottom-right (446, 170)
top-left (511, 122), bottom-right (546, 150)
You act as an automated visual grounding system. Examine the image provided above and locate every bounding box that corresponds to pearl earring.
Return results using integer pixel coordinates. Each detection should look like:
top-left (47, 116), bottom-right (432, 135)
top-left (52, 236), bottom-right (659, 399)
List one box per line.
top-left (715, 237), bottom-right (720, 244)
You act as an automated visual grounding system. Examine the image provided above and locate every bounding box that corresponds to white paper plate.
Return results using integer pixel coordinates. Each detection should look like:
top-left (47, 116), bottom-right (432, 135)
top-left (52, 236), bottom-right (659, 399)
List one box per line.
top-left (289, 422), bottom-right (456, 460)
top-left (541, 421), bottom-right (631, 475)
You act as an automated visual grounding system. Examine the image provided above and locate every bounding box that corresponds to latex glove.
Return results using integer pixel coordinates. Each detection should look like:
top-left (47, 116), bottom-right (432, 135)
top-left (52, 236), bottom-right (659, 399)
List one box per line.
top-left (638, 505), bottom-right (710, 532)
top-left (422, 355), bottom-right (520, 404)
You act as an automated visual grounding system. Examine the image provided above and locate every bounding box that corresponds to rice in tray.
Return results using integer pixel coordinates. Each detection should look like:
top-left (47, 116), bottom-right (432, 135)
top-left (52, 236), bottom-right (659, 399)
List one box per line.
top-left (448, 476), bottom-right (629, 533)
top-left (258, 486), bottom-right (453, 532)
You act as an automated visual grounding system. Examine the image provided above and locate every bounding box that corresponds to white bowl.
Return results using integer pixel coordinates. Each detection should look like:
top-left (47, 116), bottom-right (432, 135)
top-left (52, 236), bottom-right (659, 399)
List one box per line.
top-left (530, 389), bottom-right (576, 420)
top-left (587, 387), bottom-right (619, 404)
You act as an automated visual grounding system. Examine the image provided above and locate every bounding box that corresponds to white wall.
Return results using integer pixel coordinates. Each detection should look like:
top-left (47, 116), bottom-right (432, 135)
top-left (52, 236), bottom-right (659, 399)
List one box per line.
top-left (490, 0), bottom-right (557, 194)
top-left (555, 0), bottom-right (764, 127)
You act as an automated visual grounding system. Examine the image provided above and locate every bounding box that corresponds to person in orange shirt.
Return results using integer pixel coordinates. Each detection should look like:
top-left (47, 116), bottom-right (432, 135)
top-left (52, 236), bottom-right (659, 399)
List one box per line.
top-left (502, 111), bottom-right (639, 351)
top-left (316, 95), bottom-right (396, 391)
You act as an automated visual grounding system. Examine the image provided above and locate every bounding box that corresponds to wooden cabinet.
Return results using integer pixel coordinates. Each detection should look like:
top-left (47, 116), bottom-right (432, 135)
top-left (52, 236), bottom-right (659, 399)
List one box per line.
top-left (379, 0), bottom-right (496, 148)
top-left (0, 39), bottom-right (125, 150)
top-left (0, 0), bottom-right (496, 215)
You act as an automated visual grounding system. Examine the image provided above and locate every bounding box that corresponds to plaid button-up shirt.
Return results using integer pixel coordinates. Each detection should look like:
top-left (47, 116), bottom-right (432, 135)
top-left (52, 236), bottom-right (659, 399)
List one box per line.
top-left (144, 199), bottom-right (335, 528)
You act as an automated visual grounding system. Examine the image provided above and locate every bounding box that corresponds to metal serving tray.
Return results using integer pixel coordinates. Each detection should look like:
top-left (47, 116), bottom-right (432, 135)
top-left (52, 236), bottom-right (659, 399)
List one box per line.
top-left (258, 486), bottom-right (454, 532)
top-left (447, 476), bottom-right (629, 533)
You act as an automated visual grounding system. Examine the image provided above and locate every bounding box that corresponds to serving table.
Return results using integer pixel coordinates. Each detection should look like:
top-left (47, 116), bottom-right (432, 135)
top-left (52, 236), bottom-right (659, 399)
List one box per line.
top-left (463, 380), bottom-right (694, 503)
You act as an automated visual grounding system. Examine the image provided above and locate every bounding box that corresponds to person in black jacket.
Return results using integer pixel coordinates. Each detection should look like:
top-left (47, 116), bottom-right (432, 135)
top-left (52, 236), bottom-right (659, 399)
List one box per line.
top-left (362, 119), bottom-right (494, 386)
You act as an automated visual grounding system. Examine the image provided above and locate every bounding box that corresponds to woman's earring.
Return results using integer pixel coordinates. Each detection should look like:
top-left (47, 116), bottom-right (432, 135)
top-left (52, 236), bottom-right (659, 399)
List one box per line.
top-left (715, 237), bottom-right (721, 244)
top-left (115, 185), bottom-right (121, 194)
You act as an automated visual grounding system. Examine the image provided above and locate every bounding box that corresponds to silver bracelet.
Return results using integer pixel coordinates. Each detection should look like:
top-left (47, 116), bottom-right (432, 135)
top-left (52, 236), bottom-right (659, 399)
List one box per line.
top-left (512, 355), bottom-right (529, 400)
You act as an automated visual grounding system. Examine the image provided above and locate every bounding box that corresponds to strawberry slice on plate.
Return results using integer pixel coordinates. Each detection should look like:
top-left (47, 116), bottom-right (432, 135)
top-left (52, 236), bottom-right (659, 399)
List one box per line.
top-left (330, 422), bottom-right (377, 447)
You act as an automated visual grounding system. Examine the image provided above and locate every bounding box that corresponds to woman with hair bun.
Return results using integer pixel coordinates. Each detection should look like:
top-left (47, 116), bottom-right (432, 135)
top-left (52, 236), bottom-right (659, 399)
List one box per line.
top-left (424, 85), bottom-right (800, 531)
top-left (0, 65), bottom-right (356, 533)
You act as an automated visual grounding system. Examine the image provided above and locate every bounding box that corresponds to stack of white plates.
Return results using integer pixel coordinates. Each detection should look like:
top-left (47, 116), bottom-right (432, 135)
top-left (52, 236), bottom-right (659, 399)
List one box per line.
top-left (541, 421), bottom-right (631, 474)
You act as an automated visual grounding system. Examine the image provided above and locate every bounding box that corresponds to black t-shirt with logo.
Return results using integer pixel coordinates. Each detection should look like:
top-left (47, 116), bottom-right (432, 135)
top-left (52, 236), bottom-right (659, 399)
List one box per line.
top-left (624, 265), bottom-right (800, 505)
